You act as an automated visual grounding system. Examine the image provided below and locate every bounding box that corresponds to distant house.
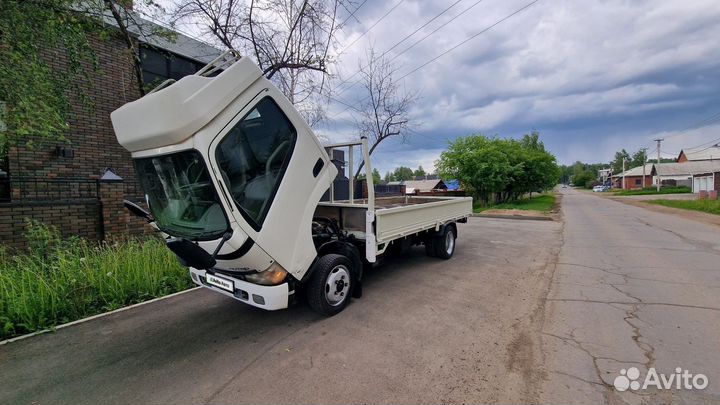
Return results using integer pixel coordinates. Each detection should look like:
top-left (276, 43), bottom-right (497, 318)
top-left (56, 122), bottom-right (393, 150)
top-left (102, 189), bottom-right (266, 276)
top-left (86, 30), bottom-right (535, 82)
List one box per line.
top-left (389, 179), bottom-right (447, 195)
top-left (692, 170), bottom-right (720, 195)
top-left (677, 145), bottom-right (720, 163)
top-left (652, 161), bottom-right (720, 191)
top-left (611, 164), bottom-right (654, 190)
top-left (598, 168), bottom-right (612, 184)
top-left (444, 179), bottom-right (461, 191)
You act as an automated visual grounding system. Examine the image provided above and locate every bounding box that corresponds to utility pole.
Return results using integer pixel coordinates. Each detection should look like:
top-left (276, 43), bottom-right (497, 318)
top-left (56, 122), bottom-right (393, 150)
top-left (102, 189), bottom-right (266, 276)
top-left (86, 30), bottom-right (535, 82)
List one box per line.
top-left (622, 157), bottom-right (626, 190)
top-left (641, 147), bottom-right (648, 189)
top-left (654, 138), bottom-right (663, 192)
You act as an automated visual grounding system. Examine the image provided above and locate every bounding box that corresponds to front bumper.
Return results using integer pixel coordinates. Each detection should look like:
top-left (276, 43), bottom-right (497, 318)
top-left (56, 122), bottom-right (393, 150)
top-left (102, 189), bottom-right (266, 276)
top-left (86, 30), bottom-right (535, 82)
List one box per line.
top-left (189, 268), bottom-right (289, 310)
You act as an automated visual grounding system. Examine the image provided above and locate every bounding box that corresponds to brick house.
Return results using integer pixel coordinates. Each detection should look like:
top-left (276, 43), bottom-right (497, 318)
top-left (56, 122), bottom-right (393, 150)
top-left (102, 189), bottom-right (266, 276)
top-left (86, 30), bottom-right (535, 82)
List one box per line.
top-left (677, 145), bottom-right (720, 163)
top-left (0, 8), bottom-right (220, 248)
top-left (610, 164), bottom-right (654, 190)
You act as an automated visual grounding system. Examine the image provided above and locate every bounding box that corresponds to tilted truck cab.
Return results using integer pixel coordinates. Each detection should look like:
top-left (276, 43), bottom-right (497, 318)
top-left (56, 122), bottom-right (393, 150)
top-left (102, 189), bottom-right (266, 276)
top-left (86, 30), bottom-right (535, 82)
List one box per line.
top-left (112, 52), bottom-right (472, 316)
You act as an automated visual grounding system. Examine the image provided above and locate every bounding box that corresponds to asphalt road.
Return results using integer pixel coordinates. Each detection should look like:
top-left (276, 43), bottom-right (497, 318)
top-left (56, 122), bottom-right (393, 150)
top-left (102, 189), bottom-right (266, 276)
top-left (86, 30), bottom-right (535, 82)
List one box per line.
top-left (2, 190), bottom-right (719, 404)
top-left (540, 188), bottom-right (720, 404)
top-left (0, 216), bottom-right (563, 405)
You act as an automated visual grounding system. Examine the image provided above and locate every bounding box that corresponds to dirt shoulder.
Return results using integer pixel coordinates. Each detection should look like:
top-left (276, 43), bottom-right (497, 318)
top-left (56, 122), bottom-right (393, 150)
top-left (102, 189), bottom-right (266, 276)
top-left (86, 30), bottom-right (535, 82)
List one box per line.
top-left (475, 193), bottom-right (563, 221)
top-left (608, 197), bottom-right (720, 227)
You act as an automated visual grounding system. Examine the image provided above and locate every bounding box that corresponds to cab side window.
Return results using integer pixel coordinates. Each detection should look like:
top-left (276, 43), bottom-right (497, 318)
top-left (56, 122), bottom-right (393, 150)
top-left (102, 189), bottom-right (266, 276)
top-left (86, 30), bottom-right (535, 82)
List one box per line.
top-left (216, 97), bottom-right (296, 228)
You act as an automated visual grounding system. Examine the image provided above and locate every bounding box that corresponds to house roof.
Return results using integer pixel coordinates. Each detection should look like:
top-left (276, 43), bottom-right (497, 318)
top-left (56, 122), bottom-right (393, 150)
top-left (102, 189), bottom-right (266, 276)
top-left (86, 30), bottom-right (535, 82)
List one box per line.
top-left (444, 179), bottom-right (461, 191)
top-left (87, 3), bottom-right (222, 64)
top-left (611, 164), bottom-right (654, 178)
top-left (390, 179), bottom-right (446, 192)
top-left (678, 145), bottom-right (720, 162)
top-left (652, 161), bottom-right (720, 176)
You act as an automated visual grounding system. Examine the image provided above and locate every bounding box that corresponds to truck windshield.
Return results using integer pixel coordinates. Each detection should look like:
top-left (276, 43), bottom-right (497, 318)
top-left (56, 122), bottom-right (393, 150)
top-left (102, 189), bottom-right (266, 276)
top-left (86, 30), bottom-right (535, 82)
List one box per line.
top-left (134, 150), bottom-right (228, 240)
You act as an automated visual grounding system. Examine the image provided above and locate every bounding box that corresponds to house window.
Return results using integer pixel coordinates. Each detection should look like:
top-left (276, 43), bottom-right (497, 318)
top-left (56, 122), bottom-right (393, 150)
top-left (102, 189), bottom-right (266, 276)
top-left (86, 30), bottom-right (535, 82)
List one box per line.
top-left (635, 179), bottom-right (642, 186)
top-left (140, 45), bottom-right (204, 86)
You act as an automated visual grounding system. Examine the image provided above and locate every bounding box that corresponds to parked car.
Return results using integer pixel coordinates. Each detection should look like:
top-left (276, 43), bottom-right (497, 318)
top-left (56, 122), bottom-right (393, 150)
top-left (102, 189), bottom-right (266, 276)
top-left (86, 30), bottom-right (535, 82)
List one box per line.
top-left (593, 185), bottom-right (605, 192)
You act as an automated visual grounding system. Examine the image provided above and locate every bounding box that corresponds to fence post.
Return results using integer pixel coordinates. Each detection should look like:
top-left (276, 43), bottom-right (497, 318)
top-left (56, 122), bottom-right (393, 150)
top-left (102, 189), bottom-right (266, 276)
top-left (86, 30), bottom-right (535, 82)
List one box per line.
top-left (98, 169), bottom-right (125, 241)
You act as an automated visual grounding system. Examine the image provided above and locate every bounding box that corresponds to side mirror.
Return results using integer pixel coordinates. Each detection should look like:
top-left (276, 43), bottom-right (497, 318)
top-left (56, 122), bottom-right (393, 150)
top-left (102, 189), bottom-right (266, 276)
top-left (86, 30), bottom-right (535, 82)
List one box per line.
top-left (123, 200), bottom-right (154, 223)
top-left (166, 238), bottom-right (217, 270)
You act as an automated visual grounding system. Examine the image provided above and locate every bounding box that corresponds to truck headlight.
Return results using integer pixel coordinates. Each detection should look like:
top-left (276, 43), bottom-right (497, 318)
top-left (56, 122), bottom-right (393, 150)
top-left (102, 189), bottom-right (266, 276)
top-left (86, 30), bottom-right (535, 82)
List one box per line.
top-left (244, 263), bottom-right (288, 286)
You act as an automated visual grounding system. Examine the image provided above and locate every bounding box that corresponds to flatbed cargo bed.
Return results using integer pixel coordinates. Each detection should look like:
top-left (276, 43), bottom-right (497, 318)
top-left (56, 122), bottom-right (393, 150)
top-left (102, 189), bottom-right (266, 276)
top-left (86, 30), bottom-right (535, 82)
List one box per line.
top-left (316, 195), bottom-right (472, 250)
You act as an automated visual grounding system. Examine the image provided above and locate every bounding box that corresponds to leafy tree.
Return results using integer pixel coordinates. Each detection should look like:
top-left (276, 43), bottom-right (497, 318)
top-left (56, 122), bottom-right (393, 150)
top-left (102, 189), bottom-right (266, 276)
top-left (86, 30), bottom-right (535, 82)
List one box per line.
top-left (437, 132), bottom-right (560, 205)
top-left (392, 166), bottom-right (414, 181)
top-left (357, 168), bottom-right (381, 184)
top-left (414, 166), bottom-right (426, 177)
top-left (371, 168), bottom-right (382, 184)
top-left (572, 171), bottom-right (596, 189)
top-left (383, 171), bottom-right (394, 183)
top-left (631, 149), bottom-right (648, 168)
top-left (611, 149), bottom-right (631, 173)
top-left (562, 160), bottom-right (608, 188)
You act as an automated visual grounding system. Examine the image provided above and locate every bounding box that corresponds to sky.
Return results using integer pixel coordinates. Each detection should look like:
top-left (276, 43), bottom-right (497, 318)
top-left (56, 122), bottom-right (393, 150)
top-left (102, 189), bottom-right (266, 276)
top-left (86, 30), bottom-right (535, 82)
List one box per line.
top-left (313, 0), bottom-right (720, 174)
top-left (162, 0), bottom-right (720, 175)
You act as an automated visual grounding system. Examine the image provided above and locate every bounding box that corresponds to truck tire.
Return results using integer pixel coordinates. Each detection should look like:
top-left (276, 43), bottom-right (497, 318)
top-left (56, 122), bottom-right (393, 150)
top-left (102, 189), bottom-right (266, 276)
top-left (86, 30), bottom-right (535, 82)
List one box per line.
top-left (306, 254), bottom-right (354, 316)
top-left (434, 225), bottom-right (456, 260)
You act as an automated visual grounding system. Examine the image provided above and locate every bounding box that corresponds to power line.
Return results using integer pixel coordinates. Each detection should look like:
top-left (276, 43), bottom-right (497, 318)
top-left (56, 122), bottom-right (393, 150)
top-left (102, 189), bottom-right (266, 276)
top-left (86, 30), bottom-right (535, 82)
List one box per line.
top-left (386, 0), bottom-right (487, 66)
top-left (663, 110), bottom-right (720, 140)
top-left (398, 0), bottom-right (541, 81)
top-left (326, 94), bottom-right (363, 113)
top-left (329, 0), bottom-right (536, 118)
top-left (334, 0), bottom-right (466, 95)
top-left (339, 0), bottom-right (368, 28)
top-left (337, 0), bottom-right (406, 56)
top-left (686, 136), bottom-right (720, 153)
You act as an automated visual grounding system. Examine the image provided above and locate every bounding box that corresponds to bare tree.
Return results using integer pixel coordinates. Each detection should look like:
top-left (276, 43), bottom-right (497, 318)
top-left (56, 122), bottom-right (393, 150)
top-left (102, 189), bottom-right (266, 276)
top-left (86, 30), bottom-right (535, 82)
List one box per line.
top-left (170, 0), bottom-right (349, 125)
top-left (353, 47), bottom-right (418, 177)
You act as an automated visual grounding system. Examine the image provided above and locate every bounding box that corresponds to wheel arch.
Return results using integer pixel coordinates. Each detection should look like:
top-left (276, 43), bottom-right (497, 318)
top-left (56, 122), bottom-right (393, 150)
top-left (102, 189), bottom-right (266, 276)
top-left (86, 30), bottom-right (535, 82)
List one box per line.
top-left (303, 241), bottom-right (363, 283)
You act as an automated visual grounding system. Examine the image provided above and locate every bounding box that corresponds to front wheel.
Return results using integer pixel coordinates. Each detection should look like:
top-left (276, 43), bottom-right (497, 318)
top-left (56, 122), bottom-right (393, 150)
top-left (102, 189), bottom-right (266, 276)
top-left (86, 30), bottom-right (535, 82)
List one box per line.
top-left (306, 254), bottom-right (354, 316)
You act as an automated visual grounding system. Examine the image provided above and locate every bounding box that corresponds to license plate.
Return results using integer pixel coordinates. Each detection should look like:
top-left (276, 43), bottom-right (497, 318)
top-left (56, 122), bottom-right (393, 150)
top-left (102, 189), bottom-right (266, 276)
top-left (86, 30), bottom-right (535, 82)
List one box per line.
top-left (206, 273), bottom-right (234, 292)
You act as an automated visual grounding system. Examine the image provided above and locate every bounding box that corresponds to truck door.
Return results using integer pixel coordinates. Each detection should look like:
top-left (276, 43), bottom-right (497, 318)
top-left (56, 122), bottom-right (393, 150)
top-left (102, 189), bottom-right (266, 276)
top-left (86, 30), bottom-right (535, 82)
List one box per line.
top-left (209, 93), bottom-right (336, 279)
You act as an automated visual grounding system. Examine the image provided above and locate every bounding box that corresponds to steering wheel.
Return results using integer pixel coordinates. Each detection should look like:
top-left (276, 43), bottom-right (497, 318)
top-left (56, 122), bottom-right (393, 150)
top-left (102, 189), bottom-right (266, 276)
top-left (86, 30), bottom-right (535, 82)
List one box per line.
top-left (257, 140), bottom-right (290, 217)
top-left (264, 140), bottom-right (290, 189)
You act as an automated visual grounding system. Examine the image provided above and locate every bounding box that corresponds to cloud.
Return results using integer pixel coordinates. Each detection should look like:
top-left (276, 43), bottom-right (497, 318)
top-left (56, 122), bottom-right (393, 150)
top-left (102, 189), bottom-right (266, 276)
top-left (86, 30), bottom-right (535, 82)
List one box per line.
top-left (323, 0), bottom-right (720, 167)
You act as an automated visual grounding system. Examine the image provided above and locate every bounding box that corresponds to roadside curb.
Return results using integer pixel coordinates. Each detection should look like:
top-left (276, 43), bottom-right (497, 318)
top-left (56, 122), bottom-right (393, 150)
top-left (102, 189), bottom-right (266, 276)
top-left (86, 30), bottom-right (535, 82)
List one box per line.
top-left (0, 287), bottom-right (201, 346)
top-left (471, 213), bottom-right (554, 221)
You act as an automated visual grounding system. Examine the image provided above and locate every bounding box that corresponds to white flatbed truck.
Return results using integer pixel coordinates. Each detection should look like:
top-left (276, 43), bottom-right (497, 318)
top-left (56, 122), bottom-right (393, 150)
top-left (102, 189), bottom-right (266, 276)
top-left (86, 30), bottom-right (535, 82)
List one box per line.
top-left (111, 51), bottom-right (472, 316)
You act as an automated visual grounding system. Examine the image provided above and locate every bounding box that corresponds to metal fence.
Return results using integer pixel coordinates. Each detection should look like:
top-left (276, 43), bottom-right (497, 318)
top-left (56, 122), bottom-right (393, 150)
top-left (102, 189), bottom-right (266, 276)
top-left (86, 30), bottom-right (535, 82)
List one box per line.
top-left (0, 177), bottom-right (100, 203)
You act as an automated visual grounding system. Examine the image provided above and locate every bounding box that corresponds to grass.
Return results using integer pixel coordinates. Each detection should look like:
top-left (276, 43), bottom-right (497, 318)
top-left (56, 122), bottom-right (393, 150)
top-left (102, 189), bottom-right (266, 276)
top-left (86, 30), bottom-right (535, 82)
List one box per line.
top-left (0, 220), bottom-right (192, 340)
top-left (612, 186), bottom-right (691, 196)
top-left (474, 194), bottom-right (556, 213)
top-left (645, 199), bottom-right (720, 216)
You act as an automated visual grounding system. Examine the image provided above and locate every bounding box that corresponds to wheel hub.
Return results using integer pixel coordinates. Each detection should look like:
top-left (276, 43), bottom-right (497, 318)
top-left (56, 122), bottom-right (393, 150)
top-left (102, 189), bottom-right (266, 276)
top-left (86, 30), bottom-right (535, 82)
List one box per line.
top-left (445, 230), bottom-right (455, 255)
top-left (325, 265), bottom-right (350, 307)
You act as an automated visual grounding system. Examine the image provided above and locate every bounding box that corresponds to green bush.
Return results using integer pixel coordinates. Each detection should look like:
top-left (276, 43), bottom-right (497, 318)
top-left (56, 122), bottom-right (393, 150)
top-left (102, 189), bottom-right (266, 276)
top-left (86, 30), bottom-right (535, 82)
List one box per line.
top-left (614, 186), bottom-right (691, 196)
top-left (474, 194), bottom-right (556, 213)
top-left (0, 220), bottom-right (192, 339)
top-left (646, 199), bottom-right (720, 215)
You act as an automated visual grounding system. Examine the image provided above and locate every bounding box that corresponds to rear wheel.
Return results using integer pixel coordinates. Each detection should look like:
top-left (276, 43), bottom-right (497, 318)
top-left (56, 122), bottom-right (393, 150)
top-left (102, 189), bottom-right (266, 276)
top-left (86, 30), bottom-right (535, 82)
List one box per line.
top-left (434, 225), bottom-right (456, 260)
top-left (306, 254), bottom-right (354, 316)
